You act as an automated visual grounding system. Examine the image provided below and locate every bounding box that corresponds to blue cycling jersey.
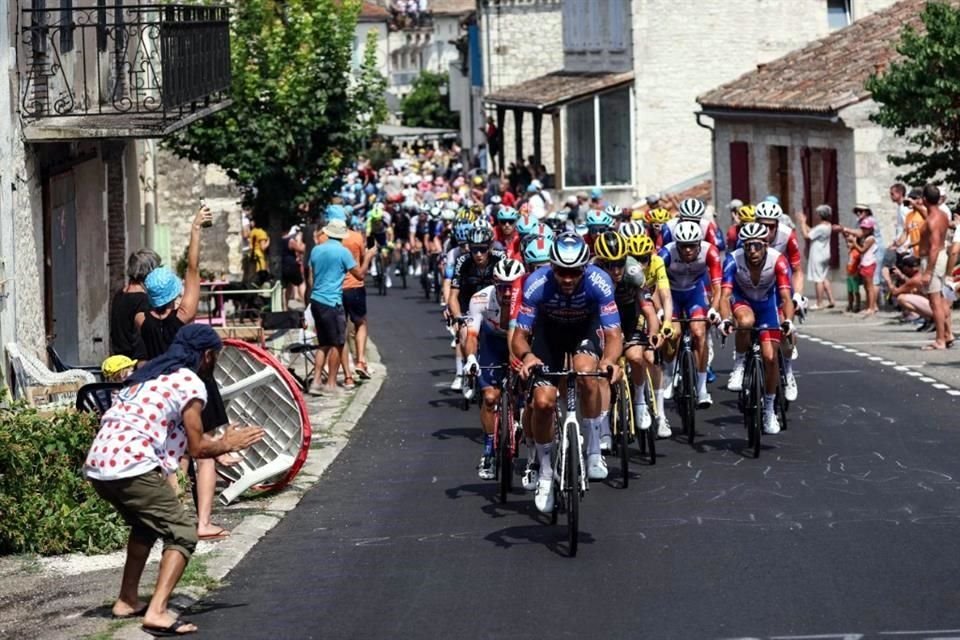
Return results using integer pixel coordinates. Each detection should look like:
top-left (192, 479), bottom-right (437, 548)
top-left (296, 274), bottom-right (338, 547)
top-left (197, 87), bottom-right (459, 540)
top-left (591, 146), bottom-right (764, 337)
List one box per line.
top-left (516, 265), bottom-right (621, 332)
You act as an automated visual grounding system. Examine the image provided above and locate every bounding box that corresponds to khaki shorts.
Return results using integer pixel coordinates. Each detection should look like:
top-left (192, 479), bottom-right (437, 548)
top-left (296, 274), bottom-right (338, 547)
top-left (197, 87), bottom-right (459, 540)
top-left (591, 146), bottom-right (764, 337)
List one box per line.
top-left (90, 468), bottom-right (198, 560)
top-left (921, 254), bottom-right (948, 295)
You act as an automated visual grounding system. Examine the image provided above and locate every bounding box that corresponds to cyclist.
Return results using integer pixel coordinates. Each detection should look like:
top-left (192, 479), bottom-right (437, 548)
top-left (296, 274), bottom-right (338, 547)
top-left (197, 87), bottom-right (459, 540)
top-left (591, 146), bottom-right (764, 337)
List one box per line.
top-left (626, 233), bottom-right (674, 438)
top-left (448, 226), bottom-right (506, 390)
top-left (493, 206), bottom-right (523, 260)
top-left (593, 232), bottom-right (663, 448)
top-left (366, 203), bottom-right (394, 288)
top-left (464, 259), bottom-right (525, 479)
top-left (726, 204), bottom-right (756, 256)
top-left (584, 209), bottom-right (615, 254)
top-left (719, 222), bottom-right (796, 434)
top-left (658, 220), bottom-right (723, 408)
top-left (662, 198), bottom-right (724, 250)
top-left (393, 199), bottom-right (417, 276)
top-left (646, 207), bottom-right (672, 250)
top-left (513, 232), bottom-right (624, 513)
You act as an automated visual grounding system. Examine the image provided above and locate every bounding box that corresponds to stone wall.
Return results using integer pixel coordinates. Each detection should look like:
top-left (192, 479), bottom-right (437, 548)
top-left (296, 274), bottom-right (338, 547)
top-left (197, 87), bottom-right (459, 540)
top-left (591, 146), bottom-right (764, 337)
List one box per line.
top-left (481, 0), bottom-right (563, 175)
top-left (153, 149), bottom-right (245, 279)
top-left (634, 0), bottom-right (900, 195)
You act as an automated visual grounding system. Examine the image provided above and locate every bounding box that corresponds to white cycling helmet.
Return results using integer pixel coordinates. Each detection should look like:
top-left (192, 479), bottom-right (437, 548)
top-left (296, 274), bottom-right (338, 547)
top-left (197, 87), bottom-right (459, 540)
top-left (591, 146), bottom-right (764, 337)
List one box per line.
top-left (618, 221), bottom-right (645, 238)
top-left (603, 204), bottom-right (624, 219)
top-left (441, 209), bottom-right (457, 221)
top-left (473, 217), bottom-right (494, 231)
top-left (674, 220), bottom-right (703, 244)
top-left (678, 198), bottom-right (706, 219)
top-left (550, 232), bottom-right (591, 268)
top-left (755, 200), bottom-right (783, 221)
top-left (738, 222), bottom-right (769, 242)
top-left (493, 258), bottom-right (525, 283)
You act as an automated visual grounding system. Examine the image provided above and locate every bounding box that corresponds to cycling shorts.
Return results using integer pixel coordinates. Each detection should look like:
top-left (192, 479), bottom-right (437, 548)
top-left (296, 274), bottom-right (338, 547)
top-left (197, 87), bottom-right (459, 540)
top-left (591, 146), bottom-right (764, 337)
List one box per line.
top-left (624, 325), bottom-right (650, 349)
top-left (530, 317), bottom-right (603, 388)
top-left (731, 292), bottom-right (782, 343)
top-left (366, 232), bottom-right (388, 250)
top-left (670, 287), bottom-right (708, 320)
top-left (477, 330), bottom-right (509, 390)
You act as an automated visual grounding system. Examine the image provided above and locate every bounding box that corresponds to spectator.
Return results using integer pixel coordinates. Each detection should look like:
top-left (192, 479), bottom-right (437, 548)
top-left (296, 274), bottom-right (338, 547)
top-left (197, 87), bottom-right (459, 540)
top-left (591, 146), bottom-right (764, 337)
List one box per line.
top-left (890, 183), bottom-right (909, 248)
top-left (483, 116), bottom-right (500, 172)
top-left (890, 254), bottom-right (933, 326)
top-left (281, 225), bottom-right (306, 310)
top-left (523, 182), bottom-right (547, 220)
top-left (111, 248), bottom-right (162, 360)
top-left (797, 205), bottom-right (836, 309)
top-left (340, 220), bottom-right (371, 386)
top-left (476, 143), bottom-right (489, 174)
top-left (915, 184), bottom-right (953, 350)
top-left (85, 324), bottom-right (263, 637)
top-left (845, 234), bottom-right (863, 313)
top-left (589, 187), bottom-right (605, 210)
top-left (725, 199), bottom-right (743, 249)
top-left (101, 354), bottom-right (137, 383)
top-left (306, 219), bottom-right (375, 396)
top-left (246, 216), bottom-right (271, 285)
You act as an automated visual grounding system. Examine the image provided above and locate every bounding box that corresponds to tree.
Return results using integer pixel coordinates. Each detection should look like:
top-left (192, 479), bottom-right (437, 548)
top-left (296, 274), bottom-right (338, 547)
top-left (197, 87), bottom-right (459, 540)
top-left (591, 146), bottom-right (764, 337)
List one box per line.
top-left (867, 1), bottom-right (960, 189)
top-left (166, 0), bottom-right (387, 226)
top-left (400, 71), bottom-right (459, 129)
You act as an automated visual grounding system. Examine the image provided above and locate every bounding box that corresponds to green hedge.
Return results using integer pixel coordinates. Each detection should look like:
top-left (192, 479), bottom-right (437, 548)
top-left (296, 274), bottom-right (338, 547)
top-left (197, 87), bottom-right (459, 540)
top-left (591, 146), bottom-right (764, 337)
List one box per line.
top-left (0, 405), bottom-right (128, 555)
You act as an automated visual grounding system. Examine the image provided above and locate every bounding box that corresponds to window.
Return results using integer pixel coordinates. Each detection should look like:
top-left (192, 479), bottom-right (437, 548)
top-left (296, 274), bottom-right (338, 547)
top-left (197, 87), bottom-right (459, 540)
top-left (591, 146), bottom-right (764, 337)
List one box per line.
top-left (60, 0), bottom-right (74, 52)
top-left (564, 86), bottom-right (633, 188)
top-left (827, 0), bottom-right (851, 29)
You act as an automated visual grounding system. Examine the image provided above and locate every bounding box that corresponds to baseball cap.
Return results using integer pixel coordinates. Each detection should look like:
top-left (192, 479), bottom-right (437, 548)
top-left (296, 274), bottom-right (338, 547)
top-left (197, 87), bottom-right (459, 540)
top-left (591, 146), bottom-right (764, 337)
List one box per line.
top-left (728, 198), bottom-right (744, 211)
top-left (102, 355), bottom-right (137, 378)
top-left (590, 187), bottom-right (603, 199)
top-left (858, 217), bottom-right (876, 229)
top-left (763, 195), bottom-right (780, 205)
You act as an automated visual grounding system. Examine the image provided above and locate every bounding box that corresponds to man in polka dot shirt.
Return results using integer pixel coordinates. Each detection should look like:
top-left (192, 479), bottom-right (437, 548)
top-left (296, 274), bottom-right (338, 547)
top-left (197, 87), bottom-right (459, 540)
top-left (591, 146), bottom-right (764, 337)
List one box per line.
top-left (85, 325), bottom-right (262, 637)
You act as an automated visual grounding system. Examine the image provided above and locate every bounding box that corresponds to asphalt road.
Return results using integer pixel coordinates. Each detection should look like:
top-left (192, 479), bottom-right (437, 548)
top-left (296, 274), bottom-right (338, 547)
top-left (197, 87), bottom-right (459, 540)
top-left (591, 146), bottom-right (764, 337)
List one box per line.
top-left (188, 286), bottom-right (960, 640)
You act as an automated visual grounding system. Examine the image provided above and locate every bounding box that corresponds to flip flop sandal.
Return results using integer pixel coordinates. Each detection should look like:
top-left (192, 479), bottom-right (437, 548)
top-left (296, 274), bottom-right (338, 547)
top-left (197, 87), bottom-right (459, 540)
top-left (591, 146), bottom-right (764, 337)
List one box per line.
top-left (198, 527), bottom-right (230, 541)
top-left (355, 361), bottom-right (372, 379)
top-left (112, 604), bottom-right (148, 619)
top-left (141, 619), bottom-right (197, 637)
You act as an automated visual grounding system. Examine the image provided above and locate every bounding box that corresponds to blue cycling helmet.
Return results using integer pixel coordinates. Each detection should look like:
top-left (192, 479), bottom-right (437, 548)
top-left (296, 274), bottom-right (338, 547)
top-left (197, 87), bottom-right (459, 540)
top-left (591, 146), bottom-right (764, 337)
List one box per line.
top-left (453, 220), bottom-right (473, 244)
top-left (585, 209), bottom-right (613, 231)
top-left (522, 234), bottom-right (553, 265)
top-left (515, 215), bottom-right (538, 238)
top-left (145, 266), bottom-right (183, 309)
top-left (549, 232), bottom-right (590, 268)
top-left (496, 206), bottom-right (520, 223)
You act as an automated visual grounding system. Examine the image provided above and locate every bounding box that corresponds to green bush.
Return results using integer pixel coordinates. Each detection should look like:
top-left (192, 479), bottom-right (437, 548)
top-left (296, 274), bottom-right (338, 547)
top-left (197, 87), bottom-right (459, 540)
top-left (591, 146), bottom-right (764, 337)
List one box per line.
top-left (0, 406), bottom-right (128, 555)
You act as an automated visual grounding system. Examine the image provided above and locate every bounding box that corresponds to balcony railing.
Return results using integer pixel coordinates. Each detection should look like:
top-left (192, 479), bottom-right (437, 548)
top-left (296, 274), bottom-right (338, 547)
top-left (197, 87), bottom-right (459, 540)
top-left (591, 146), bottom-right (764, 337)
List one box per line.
top-left (20, 3), bottom-right (232, 139)
top-left (390, 71), bottom-right (420, 87)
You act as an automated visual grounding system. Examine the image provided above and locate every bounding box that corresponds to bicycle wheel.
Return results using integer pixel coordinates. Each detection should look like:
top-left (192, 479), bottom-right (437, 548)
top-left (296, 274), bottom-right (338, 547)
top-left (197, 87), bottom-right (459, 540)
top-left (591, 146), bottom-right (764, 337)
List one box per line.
top-left (497, 389), bottom-right (513, 503)
top-left (400, 253), bottom-right (408, 289)
top-left (616, 381), bottom-right (630, 487)
top-left (376, 255), bottom-right (387, 296)
top-left (777, 353), bottom-right (789, 431)
top-left (643, 381), bottom-right (657, 465)
top-left (751, 359), bottom-right (764, 458)
top-left (565, 418), bottom-right (580, 557)
top-left (679, 349), bottom-right (697, 445)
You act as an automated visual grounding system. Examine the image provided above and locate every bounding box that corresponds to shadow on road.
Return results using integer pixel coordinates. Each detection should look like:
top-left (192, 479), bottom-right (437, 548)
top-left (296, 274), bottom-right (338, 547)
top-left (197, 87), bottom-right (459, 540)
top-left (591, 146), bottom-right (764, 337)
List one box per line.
top-left (432, 427), bottom-right (483, 443)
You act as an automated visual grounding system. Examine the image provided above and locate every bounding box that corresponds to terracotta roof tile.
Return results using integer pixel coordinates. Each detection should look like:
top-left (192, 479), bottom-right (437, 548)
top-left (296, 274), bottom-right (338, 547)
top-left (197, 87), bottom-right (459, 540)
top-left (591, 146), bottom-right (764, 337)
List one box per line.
top-left (697, 0), bottom-right (956, 114)
top-left (484, 70), bottom-right (635, 111)
top-left (359, 2), bottom-right (390, 21)
top-left (430, 0), bottom-right (475, 16)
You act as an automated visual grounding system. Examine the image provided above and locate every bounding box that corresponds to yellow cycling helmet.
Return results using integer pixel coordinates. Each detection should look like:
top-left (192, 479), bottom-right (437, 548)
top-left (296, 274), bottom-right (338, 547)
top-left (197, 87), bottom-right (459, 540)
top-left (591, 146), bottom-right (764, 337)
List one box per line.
top-left (628, 234), bottom-right (655, 258)
top-left (736, 204), bottom-right (756, 223)
top-left (631, 209), bottom-right (646, 221)
top-left (647, 207), bottom-right (671, 224)
top-left (593, 231), bottom-right (628, 261)
top-left (435, 192), bottom-right (450, 201)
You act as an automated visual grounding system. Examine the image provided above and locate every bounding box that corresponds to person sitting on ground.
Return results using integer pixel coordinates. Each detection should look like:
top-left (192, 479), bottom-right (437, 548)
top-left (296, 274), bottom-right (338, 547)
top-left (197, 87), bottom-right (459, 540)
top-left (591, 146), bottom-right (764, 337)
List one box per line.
top-left (890, 254), bottom-right (934, 328)
top-left (85, 324), bottom-right (263, 638)
top-left (111, 249), bottom-right (162, 360)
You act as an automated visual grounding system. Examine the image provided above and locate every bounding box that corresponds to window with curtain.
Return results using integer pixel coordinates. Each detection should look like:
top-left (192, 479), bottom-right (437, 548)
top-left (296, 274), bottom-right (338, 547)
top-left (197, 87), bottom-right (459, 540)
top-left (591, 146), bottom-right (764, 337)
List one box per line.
top-left (564, 87), bottom-right (632, 187)
top-left (565, 97), bottom-right (596, 187)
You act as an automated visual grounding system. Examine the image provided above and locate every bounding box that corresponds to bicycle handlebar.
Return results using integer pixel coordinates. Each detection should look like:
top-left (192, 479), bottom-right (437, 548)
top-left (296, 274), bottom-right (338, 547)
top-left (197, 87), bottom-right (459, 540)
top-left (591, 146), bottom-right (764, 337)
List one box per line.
top-left (529, 364), bottom-right (614, 380)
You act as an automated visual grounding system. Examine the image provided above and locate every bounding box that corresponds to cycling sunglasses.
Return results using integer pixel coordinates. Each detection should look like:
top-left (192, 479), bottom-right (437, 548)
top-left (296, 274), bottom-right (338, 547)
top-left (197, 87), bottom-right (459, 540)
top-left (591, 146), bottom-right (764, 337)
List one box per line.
top-left (554, 266), bottom-right (585, 278)
top-left (744, 241), bottom-right (766, 252)
top-left (597, 259), bottom-right (627, 269)
top-left (469, 244), bottom-right (491, 254)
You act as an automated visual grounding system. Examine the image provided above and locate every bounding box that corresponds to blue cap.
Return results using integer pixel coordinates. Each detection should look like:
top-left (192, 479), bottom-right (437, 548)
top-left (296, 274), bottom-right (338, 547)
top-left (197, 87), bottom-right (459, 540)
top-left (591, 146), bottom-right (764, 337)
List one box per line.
top-left (325, 204), bottom-right (346, 221)
top-left (590, 187), bottom-right (603, 199)
top-left (763, 195), bottom-right (780, 205)
top-left (526, 183), bottom-right (538, 193)
top-left (144, 266), bottom-right (183, 309)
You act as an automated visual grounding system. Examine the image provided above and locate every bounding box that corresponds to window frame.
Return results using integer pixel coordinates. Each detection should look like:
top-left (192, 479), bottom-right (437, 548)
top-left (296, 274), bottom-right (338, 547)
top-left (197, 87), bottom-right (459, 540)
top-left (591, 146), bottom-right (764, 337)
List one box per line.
top-left (561, 85), bottom-right (635, 190)
top-left (826, 0), bottom-right (852, 30)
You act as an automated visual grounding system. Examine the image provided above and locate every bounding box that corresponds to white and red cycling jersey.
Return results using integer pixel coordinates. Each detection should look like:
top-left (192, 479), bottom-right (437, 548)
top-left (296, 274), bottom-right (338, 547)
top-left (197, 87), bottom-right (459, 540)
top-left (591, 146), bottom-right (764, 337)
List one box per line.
top-left (722, 248), bottom-right (792, 304)
top-left (493, 227), bottom-right (523, 261)
top-left (659, 241), bottom-right (723, 292)
top-left (769, 222), bottom-right (802, 273)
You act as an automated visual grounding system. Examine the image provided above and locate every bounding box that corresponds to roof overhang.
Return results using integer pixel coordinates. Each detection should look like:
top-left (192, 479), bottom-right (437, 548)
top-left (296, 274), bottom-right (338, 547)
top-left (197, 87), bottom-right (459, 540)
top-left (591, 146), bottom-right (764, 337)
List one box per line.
top-left (697, 107), bottom-right (843, 126)
top-left (23, 100), bottom-right (233, 141)
top-left (484, 70), bottom-right (634, 112)
top-left (376, 124), bottom-right (459, 142)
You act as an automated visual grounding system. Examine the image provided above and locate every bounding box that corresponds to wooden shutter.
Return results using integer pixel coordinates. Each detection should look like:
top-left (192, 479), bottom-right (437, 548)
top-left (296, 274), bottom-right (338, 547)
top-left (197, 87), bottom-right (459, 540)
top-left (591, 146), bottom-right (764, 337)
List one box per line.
top-left (729, 142), bottom-right (750, 203)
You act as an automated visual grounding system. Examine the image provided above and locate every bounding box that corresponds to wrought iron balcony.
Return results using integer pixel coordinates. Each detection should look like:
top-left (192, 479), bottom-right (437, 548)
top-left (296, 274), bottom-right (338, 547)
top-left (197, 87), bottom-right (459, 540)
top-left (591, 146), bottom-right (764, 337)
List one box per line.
top-left (20, 3), bottom-right (232, 140)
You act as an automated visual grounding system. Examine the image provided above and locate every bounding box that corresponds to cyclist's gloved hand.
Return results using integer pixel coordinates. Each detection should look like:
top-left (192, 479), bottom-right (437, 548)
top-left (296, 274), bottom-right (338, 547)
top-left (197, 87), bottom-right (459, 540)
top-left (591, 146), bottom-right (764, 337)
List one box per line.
top-left (656, 308), bottom-right (665, 323)
top-left (720, 319), bottom-right (734, 337)
top-left (465, 354), bottom-right (480, 375)
top-left (781, 319), bottom-right (795, 336)
top-left (706, 307), bottom-right (722, 325)
top-left (660, 323), bottom-right (674, 340)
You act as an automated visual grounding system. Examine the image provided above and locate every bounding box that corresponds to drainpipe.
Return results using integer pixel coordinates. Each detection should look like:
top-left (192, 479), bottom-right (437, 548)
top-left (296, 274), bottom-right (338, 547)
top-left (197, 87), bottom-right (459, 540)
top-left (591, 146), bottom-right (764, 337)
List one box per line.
top-left (695, 112), bottom-right (717, 209)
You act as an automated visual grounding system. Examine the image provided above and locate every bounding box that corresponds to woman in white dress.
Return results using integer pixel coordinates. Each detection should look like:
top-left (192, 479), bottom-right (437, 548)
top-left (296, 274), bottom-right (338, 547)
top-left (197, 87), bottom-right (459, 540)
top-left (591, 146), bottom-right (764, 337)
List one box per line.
top-left (796, 204), bottom-right (836, 309)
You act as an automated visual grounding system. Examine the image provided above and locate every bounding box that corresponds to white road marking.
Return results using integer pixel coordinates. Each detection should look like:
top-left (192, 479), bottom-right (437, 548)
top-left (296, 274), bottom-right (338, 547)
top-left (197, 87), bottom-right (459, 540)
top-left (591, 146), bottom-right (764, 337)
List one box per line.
top-left (933, 383), bottom-right (950, 390)
top-left (798, 370), bottom-right (862, 376)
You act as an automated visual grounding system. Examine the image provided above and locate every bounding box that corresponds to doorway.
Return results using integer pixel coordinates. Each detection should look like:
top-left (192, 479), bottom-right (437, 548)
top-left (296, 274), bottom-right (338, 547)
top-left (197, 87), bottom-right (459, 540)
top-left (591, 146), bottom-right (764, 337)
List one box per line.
top-left (45, 171), bottom-right (79, 363)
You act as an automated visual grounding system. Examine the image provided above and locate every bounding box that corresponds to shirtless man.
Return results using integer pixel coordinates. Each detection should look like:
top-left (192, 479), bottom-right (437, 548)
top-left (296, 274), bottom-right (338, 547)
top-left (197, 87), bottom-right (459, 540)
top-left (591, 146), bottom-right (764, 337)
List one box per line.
top-left (915, 184), bottom-right (954, 350)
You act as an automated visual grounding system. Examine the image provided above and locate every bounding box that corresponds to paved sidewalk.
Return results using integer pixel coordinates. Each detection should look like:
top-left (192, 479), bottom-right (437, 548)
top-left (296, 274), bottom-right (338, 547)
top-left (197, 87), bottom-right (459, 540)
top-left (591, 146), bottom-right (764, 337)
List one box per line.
top-left (0, 342), bottom-right (386, 640)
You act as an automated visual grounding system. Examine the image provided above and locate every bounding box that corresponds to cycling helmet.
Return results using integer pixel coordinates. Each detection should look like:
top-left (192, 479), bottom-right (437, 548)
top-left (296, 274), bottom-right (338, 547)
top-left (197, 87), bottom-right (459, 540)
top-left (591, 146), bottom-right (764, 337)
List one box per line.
top-left (441, 209), bottom-right (457, 222)
top-left (467, 226), bottom-right (494, 245)
top-left (401, 198), bottom-right (419, 212)
top-left (435, 191), bottom-right (450, 201)
top-left (739, 221), bottom-right (769, 242)
top-left (648, 207), bottom-right (671, 224)
top-left (678, 198), bottom-right (706, 220)
top-left (603, 205), bottom-right (624, 220)
top-left (574, 223), bottom-right (590, 237)
top-left (628, 234), bottom-right (656, 258)
top-left (532, 223), bottom-right (555, 241)
top-left (369, 203), bottom-right (385, 220)
top-left (493, 258), bottom-right (525, 283)
top-left (473, 217), bottom-right (494, 232)
top-left (523, 235), bottom-right (553, 265)
top-left (631, 209), bottom-right (646, 221)
top-left (515, 215), bottom-right (538, 237)
top-left (453, 220), bottom-right (473, 244)
top-left (618, 221), bottom-right (645, 239)
top-left (736, 204), bottom-right (756, 223)
top-left (428, 206), bottom-right (443, 220)
top-left (496, 206), bottom-right (520, 223)
top-left (594, 231), bottom-right (628, 262)
top-left (755, 200), bottom-right (783, 221)
top-left (673, 220), bottom-right (703, 244)
top-left (585, 209), bottom-right (614, 231)
top-left (550, 232), bottom-right (591, 268)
